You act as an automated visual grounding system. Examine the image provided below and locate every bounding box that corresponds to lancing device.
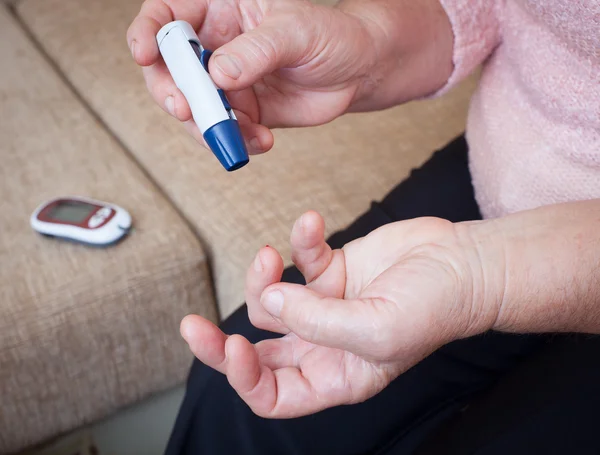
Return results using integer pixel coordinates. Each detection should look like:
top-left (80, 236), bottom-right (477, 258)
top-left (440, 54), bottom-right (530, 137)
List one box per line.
top-left (157, 20), bottom-right (249, 171)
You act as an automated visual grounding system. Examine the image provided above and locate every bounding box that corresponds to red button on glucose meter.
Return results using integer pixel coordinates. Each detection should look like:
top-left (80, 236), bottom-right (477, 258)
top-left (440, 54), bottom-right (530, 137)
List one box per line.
top-left (31, 196), bottom-right (132, 246)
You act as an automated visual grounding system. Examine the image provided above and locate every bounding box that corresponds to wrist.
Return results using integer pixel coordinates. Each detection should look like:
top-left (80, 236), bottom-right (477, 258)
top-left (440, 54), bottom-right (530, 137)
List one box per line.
top-left (452, 220), bottom-right (507, 338)
top-left (327, 5), bottom-right (381, 110)
top-left (335, 0), bottom-right (455, 110)
top-left (469, 201), bottom-right (600, 335)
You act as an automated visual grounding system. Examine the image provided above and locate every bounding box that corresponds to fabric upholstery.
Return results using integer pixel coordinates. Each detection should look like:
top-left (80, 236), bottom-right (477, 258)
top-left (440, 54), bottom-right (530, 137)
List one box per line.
top-left (16, 0), bottom-right (477, 318)
top-left (0, 7), bottom-right (216, 453)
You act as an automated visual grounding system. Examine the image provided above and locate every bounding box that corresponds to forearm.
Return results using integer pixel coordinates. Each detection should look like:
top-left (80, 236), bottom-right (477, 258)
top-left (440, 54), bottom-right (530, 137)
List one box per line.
top-left (470, 199), bottom-right (600, 334)
top-left (336, 0), bottom-right (455, 111)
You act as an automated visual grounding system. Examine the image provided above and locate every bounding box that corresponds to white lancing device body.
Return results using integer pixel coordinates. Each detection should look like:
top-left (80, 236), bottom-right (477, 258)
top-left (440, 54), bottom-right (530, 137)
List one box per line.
top-left (157, 21), bottom-right (234, 132)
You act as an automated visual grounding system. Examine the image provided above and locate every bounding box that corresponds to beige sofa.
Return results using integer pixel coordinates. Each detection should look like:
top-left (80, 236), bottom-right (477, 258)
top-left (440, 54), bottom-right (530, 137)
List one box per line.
top-left (0, 0), bottom-right (476, 451)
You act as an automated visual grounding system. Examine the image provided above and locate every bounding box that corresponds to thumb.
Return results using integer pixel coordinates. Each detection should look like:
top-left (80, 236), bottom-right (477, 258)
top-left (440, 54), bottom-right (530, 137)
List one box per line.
top-left (208, 21), bottom-right (310, 91)
top-left (260, 284), bottom-right (391, 358)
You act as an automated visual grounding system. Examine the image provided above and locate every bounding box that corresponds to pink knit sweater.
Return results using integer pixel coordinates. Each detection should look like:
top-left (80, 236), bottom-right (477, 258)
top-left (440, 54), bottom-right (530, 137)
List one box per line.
top-left (438, 0), bottom-right (599, 219)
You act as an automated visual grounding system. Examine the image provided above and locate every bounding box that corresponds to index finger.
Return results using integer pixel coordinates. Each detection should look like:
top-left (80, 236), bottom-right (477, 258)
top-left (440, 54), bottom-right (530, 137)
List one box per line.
top-left (126, 0), bottom-right (208, 66)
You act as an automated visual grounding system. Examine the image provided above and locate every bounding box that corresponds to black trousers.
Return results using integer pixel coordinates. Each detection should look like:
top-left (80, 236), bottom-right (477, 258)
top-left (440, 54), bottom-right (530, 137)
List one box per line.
top-left (165, 137), bottom-right (600, 455)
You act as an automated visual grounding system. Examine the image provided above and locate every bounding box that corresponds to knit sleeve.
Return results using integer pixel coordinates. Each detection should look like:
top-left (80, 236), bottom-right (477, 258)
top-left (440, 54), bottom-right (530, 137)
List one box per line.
top-left (434, 0), bottom-right (503, 95)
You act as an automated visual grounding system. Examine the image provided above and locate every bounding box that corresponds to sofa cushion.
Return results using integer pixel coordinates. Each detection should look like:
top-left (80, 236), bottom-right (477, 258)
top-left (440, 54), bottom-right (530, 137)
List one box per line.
top-left (16, 0), bottom-right (477, 318)
top-left (0, 7), bottom-right (216, 453)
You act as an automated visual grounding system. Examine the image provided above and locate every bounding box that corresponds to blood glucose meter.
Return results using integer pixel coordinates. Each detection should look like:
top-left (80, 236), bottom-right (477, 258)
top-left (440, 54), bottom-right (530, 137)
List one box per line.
top-left (30, 197), bottom-right (132, 246)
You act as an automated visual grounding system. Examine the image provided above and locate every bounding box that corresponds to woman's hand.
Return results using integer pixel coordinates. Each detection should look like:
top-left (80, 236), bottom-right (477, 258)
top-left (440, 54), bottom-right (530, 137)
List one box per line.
top-left (126, 0), bottom-right (379, 154)
top-left (180, 211), bottom-right (501, 418)
top-left (126, 0), bottom-right (454, 155)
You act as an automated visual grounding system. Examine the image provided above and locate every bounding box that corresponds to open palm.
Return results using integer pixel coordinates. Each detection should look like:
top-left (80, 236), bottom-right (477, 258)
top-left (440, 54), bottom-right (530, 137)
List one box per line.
top-left (181, 211), bottom-right (480, 418)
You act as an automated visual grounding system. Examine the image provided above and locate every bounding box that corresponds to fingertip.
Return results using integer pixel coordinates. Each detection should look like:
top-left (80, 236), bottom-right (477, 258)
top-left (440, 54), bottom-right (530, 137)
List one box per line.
top-left (291, 211), bottom-right (325, 249)
top-left (246, 137), bottom-right (262, 156)
top-left (245, 245), bottom-right (287, 333)
top-left (181, 315), bottom-right (230, 371)
top-left (246, 245), bottom-right (284, 289)
top-left (180, 314), bottom-right (224, 350)
top-left (225, 335), bottom-right (262, 393)
top-left (208, 54), bottom-right (244, 91)
top-left (239, 121), bottom-right (274, 155)
top-left (137, 41), bottom-right (160, 67)
top-left (260, 287), bottom-right (285, 319)
top-left (253, 246), bottom-right (272, 273)
top-left (262, 245), bottom-right (285, 277)
top-left (302, 211), bottom-right (325, 234)
top-left (180, 314), bottom-right (200, 341)
top-left (256, 126), bottom-right (274, 153)
top-left (128, 16), bottom-right (162, 67)
top-left (225, 334), bottom-right (249, 358)
top-left (172, 92), bottom-right (193, 122)
top-left (250, 129), bottom-right (273, 155)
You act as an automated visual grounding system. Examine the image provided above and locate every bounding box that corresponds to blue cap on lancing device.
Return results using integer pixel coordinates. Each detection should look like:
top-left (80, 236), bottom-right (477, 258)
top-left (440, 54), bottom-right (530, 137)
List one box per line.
top-left (156, 20), bottom-right (249, 171)
top-left (203, 119), bottom-right (249, 171)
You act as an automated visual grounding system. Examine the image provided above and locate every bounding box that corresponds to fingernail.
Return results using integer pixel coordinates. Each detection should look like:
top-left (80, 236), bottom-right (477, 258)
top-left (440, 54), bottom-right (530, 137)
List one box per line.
top-left (249, 137), bottom-right (261, 152)
top-left (253, 251), bottom-right (263, 272)
top-left (130, 40), bottom-right (137, 60)
top-left (262, 290), bottom-right (284, 317)
top-left (165, 96), bottom-right (175, 116)
top-left (293, 213), bottom-right (307, 235)
top-left (299, 213), bottom-right (308, 231)
top-left (224, 338), bottom-right (233, 360)
top-left (180, 316), bottom-right (193, 340)
top-left (214, 54), bottom-right (242, 79)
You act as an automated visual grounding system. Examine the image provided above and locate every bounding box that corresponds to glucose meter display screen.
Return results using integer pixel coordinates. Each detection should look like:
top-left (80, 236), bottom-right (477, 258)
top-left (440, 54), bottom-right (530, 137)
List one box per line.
top-left (49, 201), bottom-right (96, 223)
